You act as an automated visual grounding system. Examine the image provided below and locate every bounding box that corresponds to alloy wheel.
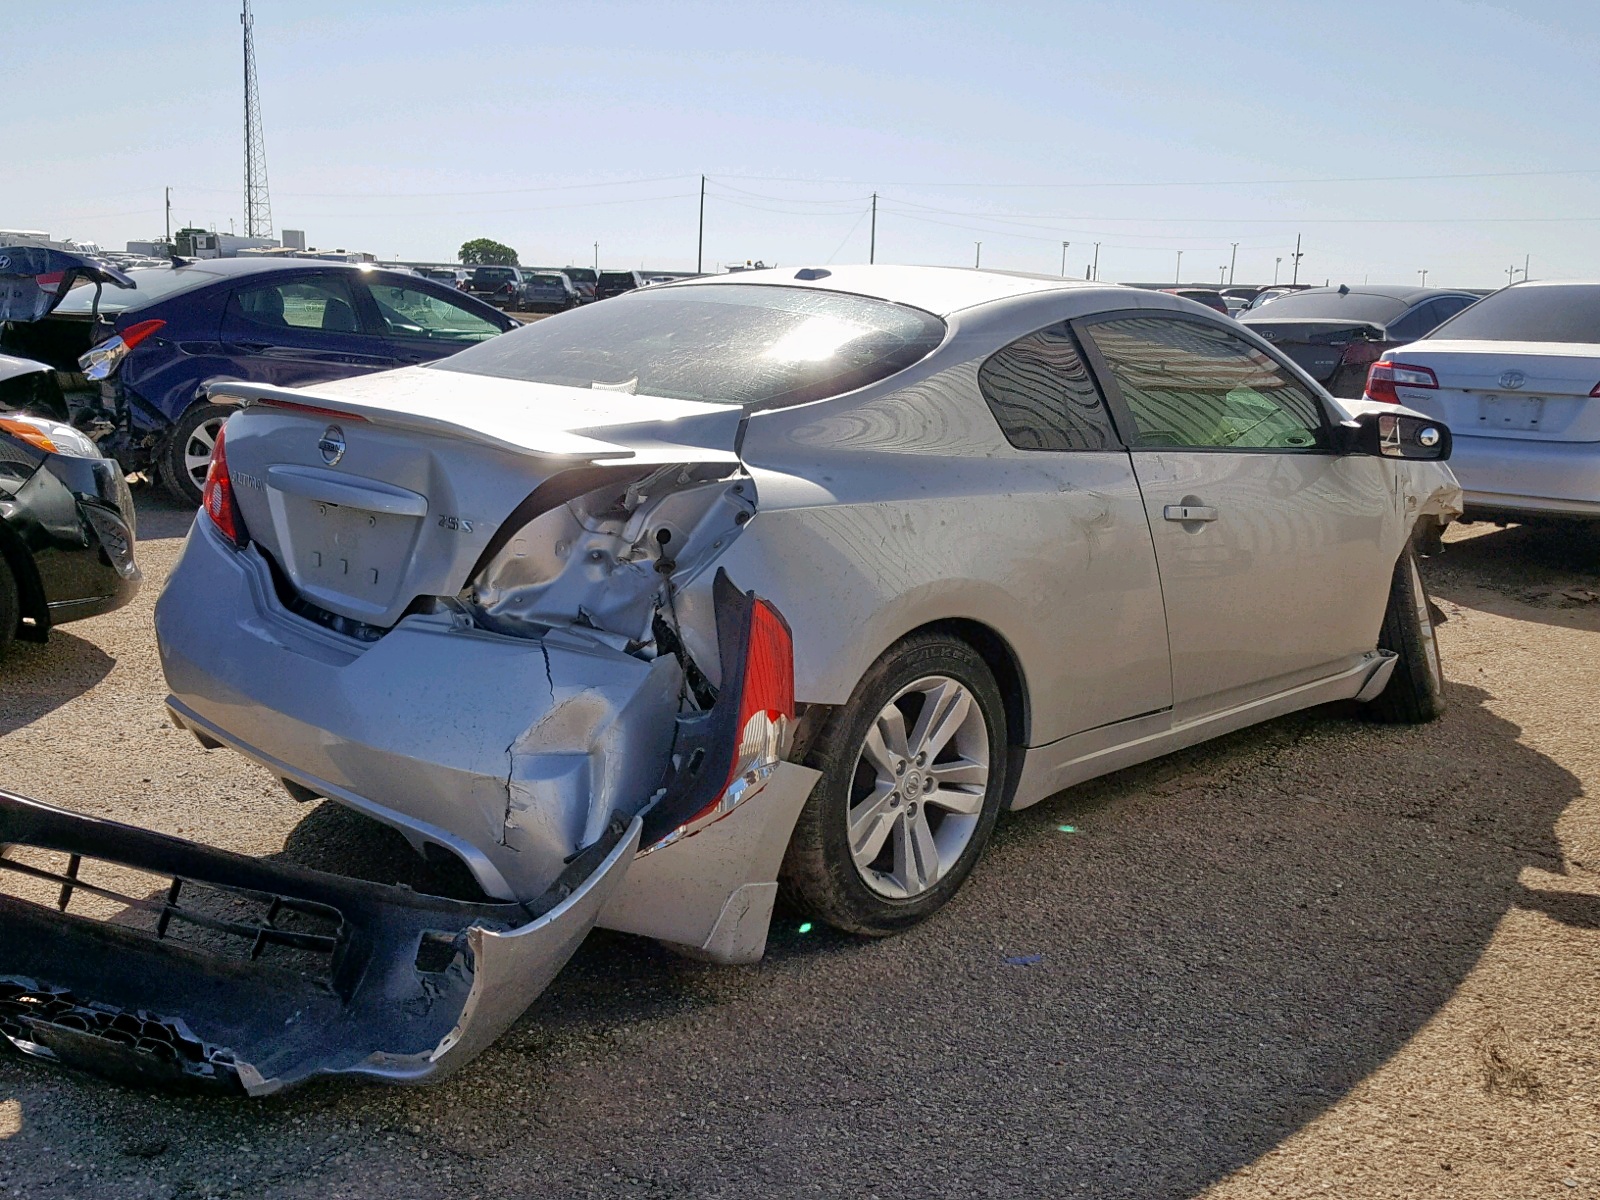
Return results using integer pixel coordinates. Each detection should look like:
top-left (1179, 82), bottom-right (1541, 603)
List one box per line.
top-left (183, 417), bottom-right (226, 495)
top-left (846, 675), bottom-right (990, 899)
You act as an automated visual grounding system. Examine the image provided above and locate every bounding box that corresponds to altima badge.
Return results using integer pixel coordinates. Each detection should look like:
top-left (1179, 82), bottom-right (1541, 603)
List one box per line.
top-left (318, 425), bottom-right (346, 466)
top-left (1499, 370), bottom-right (1526, 390)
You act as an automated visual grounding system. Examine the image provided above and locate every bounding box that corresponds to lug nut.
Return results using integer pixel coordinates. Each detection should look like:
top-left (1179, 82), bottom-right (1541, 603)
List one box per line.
top-left (923, 777), bottom-right (934, 792)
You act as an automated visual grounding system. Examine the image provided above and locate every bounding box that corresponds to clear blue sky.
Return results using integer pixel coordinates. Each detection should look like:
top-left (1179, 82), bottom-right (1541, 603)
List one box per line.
top-left (5, 1), bottom-right (1598, 286)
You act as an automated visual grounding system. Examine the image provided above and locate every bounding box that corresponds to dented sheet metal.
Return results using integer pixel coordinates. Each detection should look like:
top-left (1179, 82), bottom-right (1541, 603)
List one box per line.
top-left (0, 791), bottom-right (638, 1095)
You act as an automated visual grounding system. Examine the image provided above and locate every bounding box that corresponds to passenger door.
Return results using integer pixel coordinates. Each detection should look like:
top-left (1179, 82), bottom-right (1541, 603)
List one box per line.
top-left (220, 272), bottom-right (395, 387)
top-left (356, 278), bottom-right (508, 367)
top-left (1077, 312), bottom-right (1396, 723)
top-left (975, 321), bottom-right (1172, 739)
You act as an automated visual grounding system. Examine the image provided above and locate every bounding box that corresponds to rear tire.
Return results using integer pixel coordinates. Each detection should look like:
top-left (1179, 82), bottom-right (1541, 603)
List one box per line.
top-left (161, 403), bottom-right (231, 507)
top-left (1364, 547), bottom-right (1445, 724)
top-left (779, 633), bottom-right (1008, 936)
top-left (0, 556), bottom-right (18, 660)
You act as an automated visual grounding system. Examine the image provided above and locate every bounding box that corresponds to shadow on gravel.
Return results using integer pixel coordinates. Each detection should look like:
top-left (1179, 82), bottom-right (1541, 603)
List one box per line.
top-left (129, 485), bottom-right (196, 543)
top-left (1426, 520), bottom-right (1600, 628)
top-left (0, 682), bottom-right (1581, 1200)
top-left (0, 631), bottom-right (114, 737)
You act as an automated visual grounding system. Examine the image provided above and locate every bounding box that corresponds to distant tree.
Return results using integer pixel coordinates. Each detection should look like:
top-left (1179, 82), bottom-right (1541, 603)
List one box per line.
top-left (458, 238), bottom-right (519, 266)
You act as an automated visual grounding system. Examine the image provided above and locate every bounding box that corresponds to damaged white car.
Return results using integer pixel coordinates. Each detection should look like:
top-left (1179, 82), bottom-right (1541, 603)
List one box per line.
top-left (0, 266), bottom-right (1462, 1093)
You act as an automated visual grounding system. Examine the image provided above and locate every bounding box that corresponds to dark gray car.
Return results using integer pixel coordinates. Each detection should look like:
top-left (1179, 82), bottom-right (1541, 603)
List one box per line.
top-left (1240, 284), bottom-right (1479, 397)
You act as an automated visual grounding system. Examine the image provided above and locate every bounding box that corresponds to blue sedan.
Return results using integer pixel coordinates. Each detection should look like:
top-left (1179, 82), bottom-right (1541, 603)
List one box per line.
top-left (6, 257), bottom-right (515, 504)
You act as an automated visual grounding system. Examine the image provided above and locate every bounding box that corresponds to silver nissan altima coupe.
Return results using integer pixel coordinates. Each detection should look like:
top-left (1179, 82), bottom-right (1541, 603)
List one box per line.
top-left (1, 266), bottom-right (1463, 1093)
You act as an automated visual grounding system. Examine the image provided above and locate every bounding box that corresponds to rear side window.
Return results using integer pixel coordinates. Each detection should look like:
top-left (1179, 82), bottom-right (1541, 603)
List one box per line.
top-left (978, 323), bottom-right (1116, 451)
top-left (230, 276), bottom-right (364, 334)
top-left (1084, 316), bottom-right (1326, 451)
top-left (433, 282), bottom-right (947, 408)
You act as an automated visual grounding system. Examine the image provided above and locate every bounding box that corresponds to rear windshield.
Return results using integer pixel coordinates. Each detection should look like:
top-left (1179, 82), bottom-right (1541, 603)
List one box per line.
top-left (528, 275), bottom-right (565, 286)
top-left (598, 272), bottom-right (636, 286)
top-left (432, 282), bottom-right (947, 408)
top-left (472, 267), bottom-right (517, 282)
top-left (52, 265), bottom-right (223, 314)
top-left (1427, 285), bottom-right (1600, 343)
top-left (562, 268), bottom-right (596, 283)
top-left (1243, 290), bottom-right (1410, 324)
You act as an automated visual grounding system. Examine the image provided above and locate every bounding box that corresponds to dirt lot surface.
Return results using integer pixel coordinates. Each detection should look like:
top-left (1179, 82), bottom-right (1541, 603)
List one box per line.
top-left (1, 494), bottom-right (1597, 1199)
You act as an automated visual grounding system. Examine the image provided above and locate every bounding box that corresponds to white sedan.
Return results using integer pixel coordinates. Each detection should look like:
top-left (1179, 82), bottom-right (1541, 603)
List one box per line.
top-left (1365, 280), bottom-right (1600, 521)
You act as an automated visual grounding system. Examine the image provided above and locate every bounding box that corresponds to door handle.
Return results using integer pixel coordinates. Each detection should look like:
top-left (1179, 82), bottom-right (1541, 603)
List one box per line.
top-left (1163, 504), bottom-right (1218, 522)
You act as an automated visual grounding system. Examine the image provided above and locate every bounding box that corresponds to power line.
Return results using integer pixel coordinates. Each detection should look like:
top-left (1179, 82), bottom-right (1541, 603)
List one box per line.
top-left (712, 166), bottom-right (1600, 189)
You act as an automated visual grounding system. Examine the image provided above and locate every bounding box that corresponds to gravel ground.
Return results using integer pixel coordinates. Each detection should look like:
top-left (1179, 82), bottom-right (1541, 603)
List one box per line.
top-left (1, 493), bottom-right (1596, 1200)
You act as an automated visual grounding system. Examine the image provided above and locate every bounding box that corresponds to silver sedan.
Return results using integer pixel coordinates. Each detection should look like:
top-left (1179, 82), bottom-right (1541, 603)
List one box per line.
top-left (3, 266), bottom-right (1461, 1093)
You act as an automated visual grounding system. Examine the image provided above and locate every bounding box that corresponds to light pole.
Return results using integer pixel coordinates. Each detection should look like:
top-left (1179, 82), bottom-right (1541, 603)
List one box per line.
top-left (1290, 233), bottom-right (1303, 285)
top-left (1274, 256), bottom-right (1282, 285)
top-left (1229, 242), bottom-right (1238, 285)
top-left (1061, 241), bottom-right (1069, 277)
top-left (974, 242), bottom-right (982, 268)
top-left (1175, 250), bottom-right (1183, 284)
top-left (1418, 268), bottom-right (1428, 286)
top-left (1092, 242), bottom-right (1100, 281)
top-left (1219, 266), bottom-right (1226, 284)
top-left (593, 242), bottom-right (598, 270)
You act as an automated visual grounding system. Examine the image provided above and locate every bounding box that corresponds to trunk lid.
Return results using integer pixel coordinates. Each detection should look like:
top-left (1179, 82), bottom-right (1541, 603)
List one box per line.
top-left (210, 367), bottom-right (742, 628)
top-left (1241, 317), bottom-right (1386, 383)
top-left (1383, 339), bottom-right (1600, 443)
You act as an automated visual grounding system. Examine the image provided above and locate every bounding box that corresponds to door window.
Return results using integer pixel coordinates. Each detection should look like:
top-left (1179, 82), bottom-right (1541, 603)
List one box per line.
top-left (1385, 299), bottom-right (1447, 344)
top-left (231, 276), bottom-right (365, 334)
top-left (978, 322), bottom-right (1117, 451)
top-left (362, 281), bottom-right (504, 344)
top-left (1084, 316), bottom-right (1326, 450)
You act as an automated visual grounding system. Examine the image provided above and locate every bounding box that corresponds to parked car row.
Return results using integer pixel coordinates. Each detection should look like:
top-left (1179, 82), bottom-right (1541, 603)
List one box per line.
top-left (3, 252), bottom-right (1596, 1099)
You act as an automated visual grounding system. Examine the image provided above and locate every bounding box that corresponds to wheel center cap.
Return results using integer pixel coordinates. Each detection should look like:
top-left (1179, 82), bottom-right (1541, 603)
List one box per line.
top-left (903, 769), bottom-right (923, 795)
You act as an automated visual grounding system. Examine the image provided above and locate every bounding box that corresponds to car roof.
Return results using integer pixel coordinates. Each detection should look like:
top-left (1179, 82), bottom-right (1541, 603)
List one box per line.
top-left (659, 264), bottom-right (1111, 317)
top-left (1279, 284), bottom-right (1472, 304)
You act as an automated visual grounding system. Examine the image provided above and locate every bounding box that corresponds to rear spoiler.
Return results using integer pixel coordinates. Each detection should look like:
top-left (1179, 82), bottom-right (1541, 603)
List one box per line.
top-left (209, 379), bottom-right (745, 466)
top-left (0, 246), bottom-right (135, 324)
top-left (0, 791), bottom-right (639, 1094)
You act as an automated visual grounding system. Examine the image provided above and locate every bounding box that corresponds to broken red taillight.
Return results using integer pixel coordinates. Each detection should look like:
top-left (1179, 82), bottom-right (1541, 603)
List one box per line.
top-left (640, 573), bottom-right (796, 849)
top-left (201, 422), bottom-right (247, 547)
top-left (721, 597), bottom-right (796, 803)
top-left (1365, 361), bottom-right (1438, 404)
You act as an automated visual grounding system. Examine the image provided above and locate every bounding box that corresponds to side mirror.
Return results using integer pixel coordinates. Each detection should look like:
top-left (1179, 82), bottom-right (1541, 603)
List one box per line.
top-left (1339, 410), bottom-right (1451, 461)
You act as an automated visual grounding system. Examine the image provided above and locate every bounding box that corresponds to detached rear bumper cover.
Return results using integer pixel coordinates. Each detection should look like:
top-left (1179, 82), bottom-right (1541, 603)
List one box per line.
top-left (0, 791), bottom-right (639, 1095)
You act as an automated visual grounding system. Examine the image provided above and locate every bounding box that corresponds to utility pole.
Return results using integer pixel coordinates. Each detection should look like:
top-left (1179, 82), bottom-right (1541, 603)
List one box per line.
top-left (164, 187), bottom-right (172, 244)
top-left (696, 175), bottom-right (705, 275)
top-left (241, 0), bottom-right (272, 238)
top-left (1175, 250), bottom-right (1183, 284)
top-left (1524, 253), bottom-right (1531, 282)
top-left (869, 193), bottom-right (877, 264)
top-left (1418, 268), bottom-right (1428, 286)
top-left (1229, 242), bottom-right (1238, 284)
top-left (1290, 234), bottom-right (1303, 285)
top-left (1274, 256), bottom-right (1282, 285)
top-left (974, 242), bottom-right (982, 268)
top-left (1092, 242), bottom-right (1100, 281)
top-left (593, 242), bottom-right (598, 270)
top-left (1060, 241), bottom-right (1070, 277)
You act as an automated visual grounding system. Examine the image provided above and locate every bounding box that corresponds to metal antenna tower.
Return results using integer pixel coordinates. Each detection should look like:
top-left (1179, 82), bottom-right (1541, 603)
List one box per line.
top-left (242, 0), bottom-right (272, 238)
